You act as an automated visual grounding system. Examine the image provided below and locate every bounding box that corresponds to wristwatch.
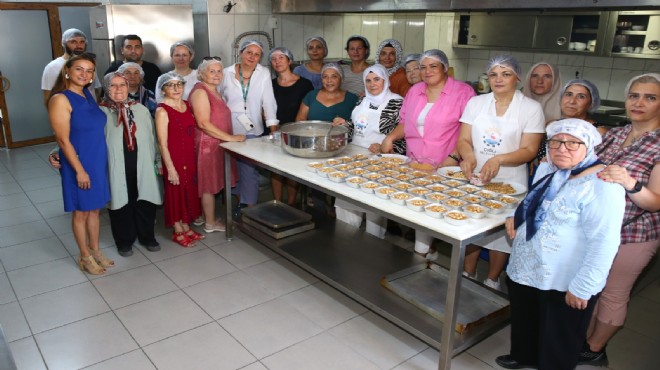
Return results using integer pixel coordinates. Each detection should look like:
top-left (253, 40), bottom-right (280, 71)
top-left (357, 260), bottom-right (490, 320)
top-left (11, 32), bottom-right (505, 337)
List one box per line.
top-left (626, 180), bottom-right (643, 194)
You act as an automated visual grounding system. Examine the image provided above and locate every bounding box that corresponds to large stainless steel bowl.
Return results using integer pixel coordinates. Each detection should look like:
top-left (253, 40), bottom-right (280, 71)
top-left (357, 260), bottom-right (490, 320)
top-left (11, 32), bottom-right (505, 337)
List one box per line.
top-left (280, 121), bottom-right (349, 158)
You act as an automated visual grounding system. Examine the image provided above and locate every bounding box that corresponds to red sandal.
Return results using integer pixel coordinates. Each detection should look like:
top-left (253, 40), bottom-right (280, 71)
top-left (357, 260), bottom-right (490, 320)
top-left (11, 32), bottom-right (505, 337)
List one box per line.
top-left (172, 231), bottom-right (196, 247)
top-left (185, 229), bottom-right (205, 241)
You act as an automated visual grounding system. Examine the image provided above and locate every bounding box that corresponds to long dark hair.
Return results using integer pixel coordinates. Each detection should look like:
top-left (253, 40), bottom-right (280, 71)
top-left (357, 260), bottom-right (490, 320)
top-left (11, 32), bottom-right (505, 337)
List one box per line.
top-left (48, 53), bottom-right (96, 102)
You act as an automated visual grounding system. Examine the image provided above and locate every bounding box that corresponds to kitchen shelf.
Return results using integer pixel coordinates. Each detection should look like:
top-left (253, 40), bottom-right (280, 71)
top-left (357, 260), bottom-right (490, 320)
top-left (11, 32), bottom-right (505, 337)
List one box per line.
top-left (620, 30), bottom-right (647, 35)
top-left (573, 28), bottom-right (598, 34)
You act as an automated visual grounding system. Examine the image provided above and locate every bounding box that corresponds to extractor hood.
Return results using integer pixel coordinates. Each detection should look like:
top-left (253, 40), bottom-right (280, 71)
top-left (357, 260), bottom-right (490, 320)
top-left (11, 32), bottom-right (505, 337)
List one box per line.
top-left (272, 0), bottom-right (452, 13)
top-left (451, 0), bottom-right (658, 10)
top-left (272, 0), bottom-right (656, 13)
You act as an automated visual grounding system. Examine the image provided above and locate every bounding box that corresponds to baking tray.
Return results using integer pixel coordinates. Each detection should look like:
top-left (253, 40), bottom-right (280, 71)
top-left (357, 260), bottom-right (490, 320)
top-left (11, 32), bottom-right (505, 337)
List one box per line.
top-left (241, 215), bottom-right (315, 239)
top-left (381, 263), bottom-right (510, 333)
top-left (241, 200), bottom-right (312, 229)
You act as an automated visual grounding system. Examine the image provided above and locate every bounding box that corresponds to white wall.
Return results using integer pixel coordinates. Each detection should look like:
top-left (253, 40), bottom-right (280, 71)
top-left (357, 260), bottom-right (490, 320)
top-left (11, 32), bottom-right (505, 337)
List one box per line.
top-left (6, 0), bottom-right (657, 100)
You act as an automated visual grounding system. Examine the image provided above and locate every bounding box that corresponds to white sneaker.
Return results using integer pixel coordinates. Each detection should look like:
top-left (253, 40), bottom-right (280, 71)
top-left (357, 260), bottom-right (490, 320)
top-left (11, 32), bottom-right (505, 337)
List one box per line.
top-left (462, 271), bottom-right (477, 280)
top-left (483, 278), bottom-right (501, 290)
top-left (193, 216), bottom-right (205, 226)
top-left (426, 251), bottom-right (439, 261)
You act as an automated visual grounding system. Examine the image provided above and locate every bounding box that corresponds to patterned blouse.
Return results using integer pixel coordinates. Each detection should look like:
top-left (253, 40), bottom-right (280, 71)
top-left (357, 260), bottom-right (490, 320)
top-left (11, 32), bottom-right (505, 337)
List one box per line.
top-left (596, 124), bottom-right (660, 244)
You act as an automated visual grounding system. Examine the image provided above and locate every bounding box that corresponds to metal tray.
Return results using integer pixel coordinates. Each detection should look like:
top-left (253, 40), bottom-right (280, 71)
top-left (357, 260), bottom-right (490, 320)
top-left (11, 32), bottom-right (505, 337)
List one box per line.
top-left (241, 216), bottom-right (315, 239)
top-left (241, 200), bottom-right (312, 229)
top-left (381, 263), bottom-right (510, 333)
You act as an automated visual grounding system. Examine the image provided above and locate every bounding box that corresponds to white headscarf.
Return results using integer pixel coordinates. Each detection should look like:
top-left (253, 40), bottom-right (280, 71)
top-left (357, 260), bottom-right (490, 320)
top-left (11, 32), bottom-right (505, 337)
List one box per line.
top-left (363, 64), bottom-right (398, 107)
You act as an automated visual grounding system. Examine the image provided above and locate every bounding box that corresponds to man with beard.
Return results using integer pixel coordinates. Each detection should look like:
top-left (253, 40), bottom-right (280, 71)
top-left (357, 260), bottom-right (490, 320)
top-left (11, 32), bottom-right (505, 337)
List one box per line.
top-left (104, 34), bottom-right (161, 92)
top-left (41, 28), bottom-right (102, 105)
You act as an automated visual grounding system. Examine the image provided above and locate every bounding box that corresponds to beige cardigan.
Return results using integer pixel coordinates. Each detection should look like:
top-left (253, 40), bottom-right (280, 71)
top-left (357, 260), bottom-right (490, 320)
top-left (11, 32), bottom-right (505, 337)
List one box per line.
top-left (102, 104), bottom-right (163, 210)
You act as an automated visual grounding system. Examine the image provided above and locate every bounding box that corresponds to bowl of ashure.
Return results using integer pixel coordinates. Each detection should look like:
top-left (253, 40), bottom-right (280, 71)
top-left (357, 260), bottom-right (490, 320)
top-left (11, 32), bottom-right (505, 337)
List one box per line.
top-left (424, 203), bottom-right (448, 218)
top-left (406, 197), bottom-right (430, 212)
top-left (444, 210), bottom-right (469, 226)
top-left (390, 192), bottom-right (413, 205)
top-left (375, 186), bottom-right (396, 199)
top-left (328, 171), bottom-right (348, 183)
top-left (463, 204), bottom-right (488, 219)
top-left (481, 200), bottom-right (506, 215)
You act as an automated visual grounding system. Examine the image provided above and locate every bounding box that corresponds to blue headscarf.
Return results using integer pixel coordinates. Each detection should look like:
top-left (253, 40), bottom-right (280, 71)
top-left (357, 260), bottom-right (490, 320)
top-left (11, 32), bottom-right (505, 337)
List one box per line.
top-left (513, 118), bottom-right (603, 240)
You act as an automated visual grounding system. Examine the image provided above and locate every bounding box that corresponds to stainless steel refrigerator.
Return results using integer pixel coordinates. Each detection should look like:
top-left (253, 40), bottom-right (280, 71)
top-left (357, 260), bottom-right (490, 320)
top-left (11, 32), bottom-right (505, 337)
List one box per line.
top-left (89, 4), bottom-right (194, 76)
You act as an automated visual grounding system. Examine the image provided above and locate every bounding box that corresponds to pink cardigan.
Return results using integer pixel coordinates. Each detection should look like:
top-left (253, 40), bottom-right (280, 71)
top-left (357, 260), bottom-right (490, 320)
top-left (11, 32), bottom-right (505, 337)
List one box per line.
top-left (400, 77), bottom-right (475, 161)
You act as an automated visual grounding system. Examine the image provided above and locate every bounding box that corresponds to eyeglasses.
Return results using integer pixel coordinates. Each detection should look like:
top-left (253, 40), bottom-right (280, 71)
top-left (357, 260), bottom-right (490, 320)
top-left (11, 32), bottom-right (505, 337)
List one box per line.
top-left (163, 82), bottom-right (185, 89)
top-left (202, 56), bottom-right (222, 62)
top-left (405, 66), bottom-right (420, 74)
top-left (547, 139), bottom-right (584, 151)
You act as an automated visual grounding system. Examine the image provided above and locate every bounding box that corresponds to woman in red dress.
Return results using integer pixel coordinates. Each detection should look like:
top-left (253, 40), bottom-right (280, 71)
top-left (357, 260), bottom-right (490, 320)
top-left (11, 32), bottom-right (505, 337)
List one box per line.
top-left (155, 72), bottom-right (204, 247)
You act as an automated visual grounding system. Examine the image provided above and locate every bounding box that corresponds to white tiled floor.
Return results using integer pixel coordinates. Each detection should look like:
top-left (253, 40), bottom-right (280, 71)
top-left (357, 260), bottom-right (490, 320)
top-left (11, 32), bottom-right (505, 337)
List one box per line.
top-left (0, 144), bottom-right (658, 370)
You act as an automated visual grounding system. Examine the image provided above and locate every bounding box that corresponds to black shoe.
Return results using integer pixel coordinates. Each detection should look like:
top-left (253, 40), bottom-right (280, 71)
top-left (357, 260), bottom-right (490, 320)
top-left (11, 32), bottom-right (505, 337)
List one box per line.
top-left (577, 346), bottom-right (608, 366)
top-left (117, 247), bottom-right (134, 257)
top-left (495, 355), bottom-right (536, 369)
top-left (232, 203), bottom-right (248, 221)
top-left (140, 240), bottom-right (161, 252)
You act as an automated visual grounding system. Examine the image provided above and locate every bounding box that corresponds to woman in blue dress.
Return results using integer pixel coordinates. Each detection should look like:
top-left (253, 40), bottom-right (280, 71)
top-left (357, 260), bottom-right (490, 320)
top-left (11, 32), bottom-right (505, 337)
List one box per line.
top-left (48, 53), bottom-right (111, 275)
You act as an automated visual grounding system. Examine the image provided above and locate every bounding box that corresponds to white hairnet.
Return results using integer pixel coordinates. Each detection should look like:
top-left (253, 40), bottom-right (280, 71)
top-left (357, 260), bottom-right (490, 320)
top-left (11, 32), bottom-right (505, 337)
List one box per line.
top-left (239, 39), bottom-right (264, 53)
top-left (268, 47), bottom-right (294, 63)
top-left (321, 62), bottom-right (344, 81)
top-left (486, 55), bottom-right (521, 78)
top-left (403, 53), bottom-right (421, 67)
top-left (305, 36), bottom-right (328, 58)
top-left (117, 62), bottom-right (144, 79)
top-left (61, 28), bottom-right (87, 48)
top-left (546, 118), bottom-right (602, 155)
top-left (197, 57), bottom-right (223, 81)
top-left (561, 79), bottom-right (602, 113)
top-left (155, 72), bottom-right (185, 103)
top-left (624, 73), bottom-right (660, 96)
top-left (170, 41), bottom-right (194, 58)
top-left (420, 49), bottom-right (449, 72)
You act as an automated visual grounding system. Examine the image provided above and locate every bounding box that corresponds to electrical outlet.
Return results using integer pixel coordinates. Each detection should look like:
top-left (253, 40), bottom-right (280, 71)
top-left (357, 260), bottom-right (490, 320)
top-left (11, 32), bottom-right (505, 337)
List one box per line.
top-left (267, 16), bottom-right (279, 29)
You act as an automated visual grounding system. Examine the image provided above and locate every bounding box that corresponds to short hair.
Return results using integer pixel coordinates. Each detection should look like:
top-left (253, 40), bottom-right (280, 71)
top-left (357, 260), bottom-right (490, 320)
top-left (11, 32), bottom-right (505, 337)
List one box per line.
top-left (122, 34), bottom-right (143, 47)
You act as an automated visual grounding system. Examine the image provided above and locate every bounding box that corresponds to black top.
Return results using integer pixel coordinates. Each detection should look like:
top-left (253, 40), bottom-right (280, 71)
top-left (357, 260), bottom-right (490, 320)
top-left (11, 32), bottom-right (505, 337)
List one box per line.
top-left (105, 60), bottom-right (162, 92)
top-left (272, 77), bottom-right (314, 125)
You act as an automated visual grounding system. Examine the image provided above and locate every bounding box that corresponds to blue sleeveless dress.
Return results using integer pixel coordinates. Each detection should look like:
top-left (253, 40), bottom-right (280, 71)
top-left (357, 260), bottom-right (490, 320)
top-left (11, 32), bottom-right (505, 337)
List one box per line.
top-left (59, 89), bottom-right (111, 212)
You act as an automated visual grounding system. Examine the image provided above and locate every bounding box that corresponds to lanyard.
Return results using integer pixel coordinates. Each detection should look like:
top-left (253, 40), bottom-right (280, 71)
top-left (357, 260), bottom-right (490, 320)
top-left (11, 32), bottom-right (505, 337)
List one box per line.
top-left (239, 64), bottom-right (251, 111)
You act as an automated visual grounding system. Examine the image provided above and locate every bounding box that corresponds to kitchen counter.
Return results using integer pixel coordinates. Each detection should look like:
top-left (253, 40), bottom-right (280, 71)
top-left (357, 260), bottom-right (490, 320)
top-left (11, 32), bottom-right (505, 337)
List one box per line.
top-left (221, 139), bottom-right (510, 370)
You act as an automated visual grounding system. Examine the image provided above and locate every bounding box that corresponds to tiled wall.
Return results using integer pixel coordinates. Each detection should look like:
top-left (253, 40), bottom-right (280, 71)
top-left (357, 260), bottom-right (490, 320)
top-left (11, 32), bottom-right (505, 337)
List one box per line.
top-left (7, 0), bottom-right (658, 101)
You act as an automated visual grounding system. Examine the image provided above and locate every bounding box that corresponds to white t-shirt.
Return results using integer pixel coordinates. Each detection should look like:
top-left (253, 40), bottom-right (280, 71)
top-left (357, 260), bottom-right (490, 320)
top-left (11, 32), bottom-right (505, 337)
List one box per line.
top-left (41, 56), bottom-right (102, 94)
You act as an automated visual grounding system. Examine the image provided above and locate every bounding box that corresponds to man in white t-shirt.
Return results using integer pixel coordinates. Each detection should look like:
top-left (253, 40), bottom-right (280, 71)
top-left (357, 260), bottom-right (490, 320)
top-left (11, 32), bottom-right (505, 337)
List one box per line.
top-left (41, 28), bottom-right (102, 105)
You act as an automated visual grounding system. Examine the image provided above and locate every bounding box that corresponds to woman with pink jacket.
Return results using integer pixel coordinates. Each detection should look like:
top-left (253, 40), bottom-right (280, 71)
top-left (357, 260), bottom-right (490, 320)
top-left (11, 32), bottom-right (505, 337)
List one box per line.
top-left (382, 49), bottom-right (475, 256)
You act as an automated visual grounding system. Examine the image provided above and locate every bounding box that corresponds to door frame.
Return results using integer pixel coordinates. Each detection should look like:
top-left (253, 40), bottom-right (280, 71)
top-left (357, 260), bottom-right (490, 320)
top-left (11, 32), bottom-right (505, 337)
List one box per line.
top-left (0, 2), bottom-right (98, 148)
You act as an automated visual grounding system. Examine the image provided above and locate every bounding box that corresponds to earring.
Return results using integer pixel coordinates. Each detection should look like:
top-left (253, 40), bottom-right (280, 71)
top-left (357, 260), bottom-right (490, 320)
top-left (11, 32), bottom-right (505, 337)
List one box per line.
top-left (65, 74), bottom-right (70, 79)
top-left (89, 79), bottom-right (94, 84)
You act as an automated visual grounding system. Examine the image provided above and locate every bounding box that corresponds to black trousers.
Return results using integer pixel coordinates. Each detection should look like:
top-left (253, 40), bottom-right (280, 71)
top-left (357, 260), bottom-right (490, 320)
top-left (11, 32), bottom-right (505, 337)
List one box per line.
top-left (507, 277), bottom-right (598, 370)
top-left (108, 140), bottom-right (157, 250)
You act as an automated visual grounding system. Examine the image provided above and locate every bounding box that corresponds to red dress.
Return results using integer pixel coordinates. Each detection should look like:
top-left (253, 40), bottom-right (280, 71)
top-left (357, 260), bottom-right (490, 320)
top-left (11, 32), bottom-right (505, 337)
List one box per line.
top-left (160, 102), bottom-right (201, 227)
top-left (190, 82), bottom-right (238, 195)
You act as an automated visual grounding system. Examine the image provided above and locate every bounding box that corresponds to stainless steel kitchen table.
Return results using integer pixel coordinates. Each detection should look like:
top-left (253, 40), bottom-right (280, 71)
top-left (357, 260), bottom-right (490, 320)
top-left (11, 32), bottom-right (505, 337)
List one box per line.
top-left (222, 139), bottom-right (509, 370)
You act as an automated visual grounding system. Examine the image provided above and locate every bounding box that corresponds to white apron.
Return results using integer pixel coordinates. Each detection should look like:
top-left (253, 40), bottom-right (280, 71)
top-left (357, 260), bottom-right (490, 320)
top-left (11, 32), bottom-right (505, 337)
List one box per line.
top-left (471, 93), bottom-right (529, 190)
top-left (471, 93), bottom-right (528, 252)
top-left (351, 102), bottom-right (387, 149)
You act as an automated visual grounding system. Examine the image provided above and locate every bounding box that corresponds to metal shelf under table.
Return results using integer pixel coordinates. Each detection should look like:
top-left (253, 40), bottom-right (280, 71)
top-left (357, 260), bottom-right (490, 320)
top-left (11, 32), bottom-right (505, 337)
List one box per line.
top-left (221, 140), bottom-right (510, 370)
